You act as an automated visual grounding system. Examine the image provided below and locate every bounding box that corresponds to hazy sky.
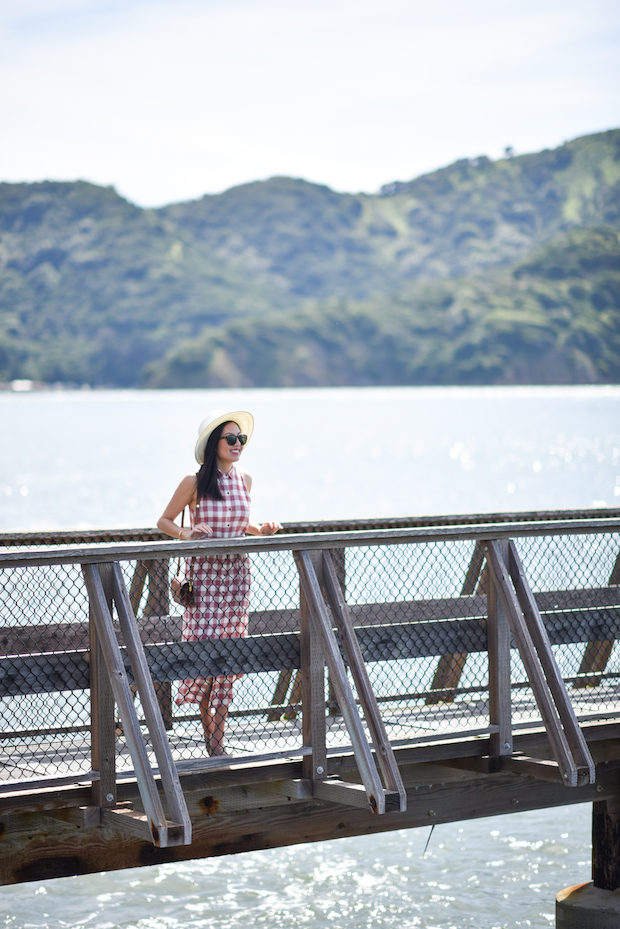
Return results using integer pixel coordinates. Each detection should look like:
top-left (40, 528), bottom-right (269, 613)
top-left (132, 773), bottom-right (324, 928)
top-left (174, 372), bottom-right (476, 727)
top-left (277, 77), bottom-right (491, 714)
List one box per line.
top-left (1, 0), bottom-right (619, 207)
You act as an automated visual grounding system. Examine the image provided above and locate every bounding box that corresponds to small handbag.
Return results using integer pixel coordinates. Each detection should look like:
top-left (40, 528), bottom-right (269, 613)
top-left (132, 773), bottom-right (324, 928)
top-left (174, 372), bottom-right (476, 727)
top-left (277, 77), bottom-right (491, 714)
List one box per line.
top-left (170, 509), bottom-right (195, 607)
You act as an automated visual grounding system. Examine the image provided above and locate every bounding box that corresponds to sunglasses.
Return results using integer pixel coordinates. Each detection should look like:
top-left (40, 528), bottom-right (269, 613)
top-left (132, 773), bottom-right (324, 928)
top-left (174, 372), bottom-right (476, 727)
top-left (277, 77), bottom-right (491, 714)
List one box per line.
top-left (221, 433), bottom-right (248, 446)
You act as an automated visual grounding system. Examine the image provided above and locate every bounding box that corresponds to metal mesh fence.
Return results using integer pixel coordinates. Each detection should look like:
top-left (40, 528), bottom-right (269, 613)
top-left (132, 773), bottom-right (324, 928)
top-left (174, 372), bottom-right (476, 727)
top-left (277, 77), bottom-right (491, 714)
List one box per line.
top-left (509, 532), bottom-right (620, 732)
top-left (337, 541), bottom-right (490, 750)
top-left (0, 560), bottom-right (91, 785)
top-left (1, 526), bottom-right (619, 791)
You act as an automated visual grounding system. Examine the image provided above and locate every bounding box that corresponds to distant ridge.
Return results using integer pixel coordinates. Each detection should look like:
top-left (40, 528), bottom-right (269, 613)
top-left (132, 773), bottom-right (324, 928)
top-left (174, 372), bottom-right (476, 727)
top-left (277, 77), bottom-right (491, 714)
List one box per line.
top-left (1, 128), bottom-right (619, 387)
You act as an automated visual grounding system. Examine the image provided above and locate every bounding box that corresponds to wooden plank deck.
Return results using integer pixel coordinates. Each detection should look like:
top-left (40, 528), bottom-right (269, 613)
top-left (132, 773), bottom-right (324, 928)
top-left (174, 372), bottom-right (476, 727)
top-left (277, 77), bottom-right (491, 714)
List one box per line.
top-left (3, 678), bottom-right (620, 792)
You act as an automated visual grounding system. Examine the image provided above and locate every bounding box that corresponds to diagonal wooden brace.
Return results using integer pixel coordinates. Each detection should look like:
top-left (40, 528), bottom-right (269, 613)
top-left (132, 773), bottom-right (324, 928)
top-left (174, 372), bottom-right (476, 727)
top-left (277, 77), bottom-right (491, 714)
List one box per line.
top-left (82, 563), bottom-right (192, 846)
top-left (111, 564), bottom-right (192, 842)
top-left (321, 550), bottom-right (406, 811)
top-left (485, 541), bottom-right (594, 787)
top-left (294, 550), bottom-right (395, 814)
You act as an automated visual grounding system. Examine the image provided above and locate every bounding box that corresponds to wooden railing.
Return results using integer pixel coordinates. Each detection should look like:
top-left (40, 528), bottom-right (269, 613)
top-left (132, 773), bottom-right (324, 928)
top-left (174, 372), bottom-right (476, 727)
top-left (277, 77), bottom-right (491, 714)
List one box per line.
top-left (1, 513), bottom-right (619, 845)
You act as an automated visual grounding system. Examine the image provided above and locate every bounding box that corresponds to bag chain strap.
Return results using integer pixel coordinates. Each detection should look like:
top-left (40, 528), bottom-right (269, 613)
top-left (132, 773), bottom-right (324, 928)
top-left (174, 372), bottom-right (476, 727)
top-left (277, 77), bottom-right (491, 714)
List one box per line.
top-left (176, 508), bottom-right (195, 591)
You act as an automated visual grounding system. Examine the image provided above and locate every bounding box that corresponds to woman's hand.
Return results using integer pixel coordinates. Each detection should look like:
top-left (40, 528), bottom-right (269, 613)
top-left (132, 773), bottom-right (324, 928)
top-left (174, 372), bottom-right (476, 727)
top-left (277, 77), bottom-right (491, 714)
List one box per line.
top-left (187, 522), bottom-right (213, 539)
top-left (258, 520), bottom-right (283, 536)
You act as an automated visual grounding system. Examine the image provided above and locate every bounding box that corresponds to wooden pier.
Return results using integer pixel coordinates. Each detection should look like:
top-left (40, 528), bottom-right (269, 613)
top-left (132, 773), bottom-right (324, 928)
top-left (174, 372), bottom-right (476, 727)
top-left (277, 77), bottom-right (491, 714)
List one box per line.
top-left (1, 509), bottom-right (620, 907)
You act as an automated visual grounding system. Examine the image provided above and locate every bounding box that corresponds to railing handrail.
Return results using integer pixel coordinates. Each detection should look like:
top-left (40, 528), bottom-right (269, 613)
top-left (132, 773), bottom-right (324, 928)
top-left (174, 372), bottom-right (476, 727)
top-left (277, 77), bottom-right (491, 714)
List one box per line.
top-left (2, 506), bottom-right (620, 548)
top-left (1, 516), bottom-right (620, 568)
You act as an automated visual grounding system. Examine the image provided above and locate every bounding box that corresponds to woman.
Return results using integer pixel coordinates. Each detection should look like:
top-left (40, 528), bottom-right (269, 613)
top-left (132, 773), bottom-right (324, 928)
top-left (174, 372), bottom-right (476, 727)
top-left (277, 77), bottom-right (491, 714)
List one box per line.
top-left (158, 410), bottom-right (281, 756)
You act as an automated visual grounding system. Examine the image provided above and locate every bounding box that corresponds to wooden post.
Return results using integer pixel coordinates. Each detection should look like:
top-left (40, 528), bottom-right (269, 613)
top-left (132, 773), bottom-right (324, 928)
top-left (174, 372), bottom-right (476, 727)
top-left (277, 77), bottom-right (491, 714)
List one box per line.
top-left (144, 559), bottom-right (173, 730)
top-left (129, 560), bottom-right (148, 615)
top-left (330, 547), bottom-right (346, 596)
top-left (556, 796), bottom-right (620, 929)
top-left (575, 546), bottom-right (620, 687)
top-left (593, 798), bottom-right (620, 891)
top-left (426, 542), bottom-right (485, 704)
top-left (327, 548), bottom-right (345, 717)
top-left (88, 562), bottom-right (117, 808)
top-left (486, 540), bottom-right (512, 756)
top-left (267, 670), bottom-right (294, 721)
top-left (299, 551), bottom-right (326, 781)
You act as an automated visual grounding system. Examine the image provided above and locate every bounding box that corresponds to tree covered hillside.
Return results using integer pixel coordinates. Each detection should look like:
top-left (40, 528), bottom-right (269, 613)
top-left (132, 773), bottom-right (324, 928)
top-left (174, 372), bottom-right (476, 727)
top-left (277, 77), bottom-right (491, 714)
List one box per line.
top-left (1, 129), bottom-right (619, 387)
top-left (144, 227), bottom-right (620, 387)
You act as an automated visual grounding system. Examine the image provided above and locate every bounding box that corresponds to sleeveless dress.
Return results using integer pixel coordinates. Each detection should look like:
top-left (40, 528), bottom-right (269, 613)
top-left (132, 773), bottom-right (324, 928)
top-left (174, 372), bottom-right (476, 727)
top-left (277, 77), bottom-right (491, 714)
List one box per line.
top-left (175, 466), bottom-right (251, 708)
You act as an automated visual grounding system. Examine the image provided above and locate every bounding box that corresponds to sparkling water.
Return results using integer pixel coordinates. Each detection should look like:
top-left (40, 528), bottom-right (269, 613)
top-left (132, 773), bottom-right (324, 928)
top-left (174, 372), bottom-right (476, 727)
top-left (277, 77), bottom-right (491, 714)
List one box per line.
top-left (0, 384), bottom-right (618, 928)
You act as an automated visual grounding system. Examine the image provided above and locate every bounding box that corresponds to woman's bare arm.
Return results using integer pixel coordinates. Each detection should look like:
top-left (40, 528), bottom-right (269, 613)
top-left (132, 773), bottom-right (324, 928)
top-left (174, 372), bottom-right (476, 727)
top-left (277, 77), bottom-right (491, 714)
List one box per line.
top-left (157, 474), bottom-right (212, 540)
top-left (246, 519), bottom-right (283, 536)
top-left (240, 470), bottom-right (282, 536)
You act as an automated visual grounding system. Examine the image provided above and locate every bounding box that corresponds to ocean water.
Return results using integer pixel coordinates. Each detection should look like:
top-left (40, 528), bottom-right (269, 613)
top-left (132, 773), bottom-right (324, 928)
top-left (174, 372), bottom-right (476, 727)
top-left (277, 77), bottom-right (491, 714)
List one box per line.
top-left (1, 384), bottom-right (619, 532)
top-left (1, 384), bottom-right (618, 928)
top-left (0, 807), bottom-right (592, 929)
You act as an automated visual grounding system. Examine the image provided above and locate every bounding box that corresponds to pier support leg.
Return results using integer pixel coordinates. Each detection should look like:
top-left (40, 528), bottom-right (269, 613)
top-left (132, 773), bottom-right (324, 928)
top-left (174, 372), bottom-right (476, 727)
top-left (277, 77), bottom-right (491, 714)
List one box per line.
top-left (556, 799), bottom-right (620, 926)
top-left (556, 883), bottom-right (620, 927)
top-left (593, 799), bottom-right (620, 891)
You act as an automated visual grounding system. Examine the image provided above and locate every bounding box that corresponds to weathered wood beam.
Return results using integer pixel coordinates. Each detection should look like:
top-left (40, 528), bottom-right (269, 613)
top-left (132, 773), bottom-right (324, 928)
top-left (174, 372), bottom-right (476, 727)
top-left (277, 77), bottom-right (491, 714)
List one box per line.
top-left (100, 808), bottom-right (185, 846)
top-left (0, 759), bottom-right (618, 886)
top-left (500, 756), bottom-right (567, 783)
top-left (43, 805), bottom-right (102, 828)
top-left (89, 563), bottom-right (116, 809)
top-left (299, 551), bottom-right (326, 782)
top-left (3, 586), bottom-right (619, 656)
top-left (4, 517), bottom-right (620, 571)
top-left (5, 598), bottom-right (620, 698)
top-left (3, 724), bottom-right (620, 819)
top-left (3, 506), bottom-right (620, 550)
top-left (312, 778), bottom-right (402, 812)
top-left (487, 540), bottom-right (512, 756)
top-left (439, 754), bottom-right (582, 784)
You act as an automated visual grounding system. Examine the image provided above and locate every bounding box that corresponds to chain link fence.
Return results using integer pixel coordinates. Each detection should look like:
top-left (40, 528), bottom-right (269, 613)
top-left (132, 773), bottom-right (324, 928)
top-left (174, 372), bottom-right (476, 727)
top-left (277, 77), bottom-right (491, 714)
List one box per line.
top-left (1, 523), bottom-right (619, 791)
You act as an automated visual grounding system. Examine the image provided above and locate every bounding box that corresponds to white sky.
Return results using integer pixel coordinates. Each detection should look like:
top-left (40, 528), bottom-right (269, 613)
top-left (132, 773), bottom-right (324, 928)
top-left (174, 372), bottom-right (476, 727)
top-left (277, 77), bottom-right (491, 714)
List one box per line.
top-left (1, 0), bottom-right (619, 207)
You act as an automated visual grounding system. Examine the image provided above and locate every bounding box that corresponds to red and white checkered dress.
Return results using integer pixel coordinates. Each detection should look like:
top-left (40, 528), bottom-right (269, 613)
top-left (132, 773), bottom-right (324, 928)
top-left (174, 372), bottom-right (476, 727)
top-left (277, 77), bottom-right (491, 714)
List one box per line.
top-left (175, 466), bottom-right (251, 708)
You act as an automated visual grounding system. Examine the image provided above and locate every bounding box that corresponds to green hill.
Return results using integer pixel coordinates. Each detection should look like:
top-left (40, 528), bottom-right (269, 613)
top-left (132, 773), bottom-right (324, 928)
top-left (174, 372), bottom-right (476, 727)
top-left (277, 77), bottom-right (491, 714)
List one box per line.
top-left (143, 226), bottom-right (620, 387)
top-left (1, 128), bottom-right (619, 387)
top-left (0, 182), bottom-right (289, 384)
top-left (162, 129), bottom-right (620, 295)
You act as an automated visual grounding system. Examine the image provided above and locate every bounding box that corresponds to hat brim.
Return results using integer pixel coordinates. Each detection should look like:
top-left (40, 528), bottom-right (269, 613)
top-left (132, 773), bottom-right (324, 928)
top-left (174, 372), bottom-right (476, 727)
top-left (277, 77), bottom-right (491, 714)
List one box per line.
top-left (194, 410), bottom-right (255, 464)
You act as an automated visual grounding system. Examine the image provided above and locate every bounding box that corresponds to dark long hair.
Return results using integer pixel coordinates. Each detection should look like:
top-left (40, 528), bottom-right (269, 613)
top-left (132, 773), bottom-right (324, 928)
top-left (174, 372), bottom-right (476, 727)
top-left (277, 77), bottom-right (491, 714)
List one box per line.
top-left (195, 421), bottom-right (233, 502)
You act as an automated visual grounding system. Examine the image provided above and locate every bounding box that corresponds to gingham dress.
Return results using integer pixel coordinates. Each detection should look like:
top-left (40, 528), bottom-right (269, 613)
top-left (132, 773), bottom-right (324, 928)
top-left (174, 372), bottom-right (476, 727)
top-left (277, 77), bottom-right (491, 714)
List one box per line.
top-left (175, 466), bottom-right (251, 708)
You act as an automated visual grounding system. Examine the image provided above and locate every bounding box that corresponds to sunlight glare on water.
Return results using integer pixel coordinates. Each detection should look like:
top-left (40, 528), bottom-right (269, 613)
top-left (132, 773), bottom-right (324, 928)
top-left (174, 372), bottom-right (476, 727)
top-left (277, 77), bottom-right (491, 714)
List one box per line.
top-left (0, 806), bottom-right (591, 929)
top-left (1, 384), bottom-right (619, 531)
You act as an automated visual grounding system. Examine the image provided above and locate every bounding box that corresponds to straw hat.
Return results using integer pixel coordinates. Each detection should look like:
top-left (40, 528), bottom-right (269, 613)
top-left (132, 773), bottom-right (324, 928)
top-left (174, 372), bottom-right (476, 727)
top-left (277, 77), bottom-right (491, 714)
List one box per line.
top-left (194, 409), bottom-right (254, 464)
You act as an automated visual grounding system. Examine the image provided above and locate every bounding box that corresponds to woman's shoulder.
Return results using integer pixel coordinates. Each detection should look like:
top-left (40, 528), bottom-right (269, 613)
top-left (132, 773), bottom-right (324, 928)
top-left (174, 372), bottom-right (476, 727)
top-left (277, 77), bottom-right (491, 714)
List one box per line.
top-left (237, 467), bottom-right (252, 493)
top-left (178, 473), bottom-right (198, 500)
top-left (180, 472), bottom-right (198, 489)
